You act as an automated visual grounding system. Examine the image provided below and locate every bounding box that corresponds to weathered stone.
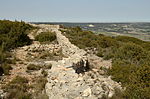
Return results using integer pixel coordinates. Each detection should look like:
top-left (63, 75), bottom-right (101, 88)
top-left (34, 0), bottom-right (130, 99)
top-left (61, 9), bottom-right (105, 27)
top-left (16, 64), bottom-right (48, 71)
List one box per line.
top-left (82, 87), bottom-right (92, 97)
top-left (74, 97), bottom-right (83, 99)
top-left (30, 24), bottom-right (122, 99)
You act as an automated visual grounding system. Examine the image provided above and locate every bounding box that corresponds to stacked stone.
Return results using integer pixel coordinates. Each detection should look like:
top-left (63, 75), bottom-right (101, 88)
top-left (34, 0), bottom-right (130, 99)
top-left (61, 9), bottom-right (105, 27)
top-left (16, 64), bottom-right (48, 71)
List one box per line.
top-left (45, 26), bottom-right (122, 99)
top-left (31, 24), bottom-right (122, 99)
top-left (22, 43), bottom-right (61, 53)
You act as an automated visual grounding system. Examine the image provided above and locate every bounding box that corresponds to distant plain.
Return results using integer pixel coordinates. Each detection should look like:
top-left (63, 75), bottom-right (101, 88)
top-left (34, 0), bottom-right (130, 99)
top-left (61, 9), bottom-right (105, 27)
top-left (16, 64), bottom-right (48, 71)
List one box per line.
top-left (33, 22), bottom-right (150, 41)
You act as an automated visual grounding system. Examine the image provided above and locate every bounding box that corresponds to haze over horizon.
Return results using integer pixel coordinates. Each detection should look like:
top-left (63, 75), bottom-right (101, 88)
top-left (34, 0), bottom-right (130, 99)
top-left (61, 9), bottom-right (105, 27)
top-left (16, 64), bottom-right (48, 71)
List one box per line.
top-left (0, 0), bottom-right (150, 22)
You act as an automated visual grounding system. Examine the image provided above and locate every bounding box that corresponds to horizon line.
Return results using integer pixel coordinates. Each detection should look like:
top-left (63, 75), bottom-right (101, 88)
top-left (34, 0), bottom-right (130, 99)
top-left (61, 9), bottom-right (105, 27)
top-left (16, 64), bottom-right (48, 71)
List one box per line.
top-left (1, 19), bottom-right (150, 23)
top-left (30, 21), bottom-right (150, 23)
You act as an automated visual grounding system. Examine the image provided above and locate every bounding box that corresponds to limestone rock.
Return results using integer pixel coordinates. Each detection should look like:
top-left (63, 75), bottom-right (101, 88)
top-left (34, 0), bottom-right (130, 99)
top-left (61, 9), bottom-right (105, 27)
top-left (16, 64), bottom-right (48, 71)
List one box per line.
top-left (82, 87), bottom-right (92, 97)
top-left (30, 24), bottom-right (123, 99)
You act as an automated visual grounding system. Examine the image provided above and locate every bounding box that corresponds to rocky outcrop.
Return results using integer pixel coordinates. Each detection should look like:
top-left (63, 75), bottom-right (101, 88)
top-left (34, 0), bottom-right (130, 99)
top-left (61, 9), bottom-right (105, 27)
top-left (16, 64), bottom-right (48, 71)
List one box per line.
top-left (31, 24), bottom-right (122, 99)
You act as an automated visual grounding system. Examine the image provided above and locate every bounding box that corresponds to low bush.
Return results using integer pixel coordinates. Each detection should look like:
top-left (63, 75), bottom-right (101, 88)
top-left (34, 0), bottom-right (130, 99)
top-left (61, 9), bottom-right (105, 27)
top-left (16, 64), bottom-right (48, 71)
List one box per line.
top-left (3, 76), bottom-right (31, 99)
top-left (39, 51), bottom-right (54, 59)
top-left (41, 69), bottom-right (48, 77)
top-left (44, 64), bottom-right (52, 69)
top-left (27, 64), bottom-right (41, 70)
top-left (0, 20), bottom-right (33, 51)
top-left (115, 36), bottom-right (145, 45)
top-left (115, 36), bottom-right (150, 51)
top-left (7, 90), bottom-right (31, 99)
top-left (35, 32), bottom-right (56, 42)
top-left (110, 88), bottom-right (124, 99)
top-left (114, 43), bottom-right (150, 65)
top-left (33, 77), bottom-right (47, 92)
top-left (97, 36), bottom-right (119, 48)
top-left (109, 62), bottom-right (150, 99)
top-left (11, 76), bottom-right (28, 84)
top-left (96, 48), bottom-right (104, 57)
top-left (0, 20), bottom-right (33, 75)
top-left (0, 66), bottom-right (4, 76)
top-left (63, 27), bottom-right (150, 99)
top-left (1, 63), bottom-right (12, 75)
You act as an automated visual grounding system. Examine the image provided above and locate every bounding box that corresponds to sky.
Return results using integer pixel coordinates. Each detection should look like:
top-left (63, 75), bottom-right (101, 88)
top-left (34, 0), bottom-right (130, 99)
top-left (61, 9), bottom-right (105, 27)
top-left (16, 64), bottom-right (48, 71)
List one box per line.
top-left (0, 0), bottom-right (150, 22)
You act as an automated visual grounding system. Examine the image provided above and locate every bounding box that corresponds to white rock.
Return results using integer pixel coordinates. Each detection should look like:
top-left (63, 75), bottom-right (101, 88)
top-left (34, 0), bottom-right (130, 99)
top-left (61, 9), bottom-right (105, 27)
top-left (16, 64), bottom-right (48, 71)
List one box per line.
top-left (31, 24), bottom-right (123, 99)
top-left (74, 97), bottom-right (83, 99)
top-left (77, 77), bottom-right (83, 81)
top-left (82, 87), bottom-right (92, 97)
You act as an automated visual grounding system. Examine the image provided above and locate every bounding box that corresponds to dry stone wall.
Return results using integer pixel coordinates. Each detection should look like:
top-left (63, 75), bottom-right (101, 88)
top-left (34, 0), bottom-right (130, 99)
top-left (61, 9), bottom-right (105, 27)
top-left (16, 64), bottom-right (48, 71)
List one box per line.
top-left (56, 30), bottom-right (86, 57)
top-left (31, 24), bottom-right (122, 99)
top-left (31, 24), bottom-right (60, 30)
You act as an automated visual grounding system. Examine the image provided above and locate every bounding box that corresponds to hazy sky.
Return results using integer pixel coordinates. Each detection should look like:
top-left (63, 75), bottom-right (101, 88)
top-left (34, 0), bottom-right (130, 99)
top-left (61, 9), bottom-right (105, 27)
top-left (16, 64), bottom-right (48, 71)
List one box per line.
top-left (0, 0), bottom-right (150, 22)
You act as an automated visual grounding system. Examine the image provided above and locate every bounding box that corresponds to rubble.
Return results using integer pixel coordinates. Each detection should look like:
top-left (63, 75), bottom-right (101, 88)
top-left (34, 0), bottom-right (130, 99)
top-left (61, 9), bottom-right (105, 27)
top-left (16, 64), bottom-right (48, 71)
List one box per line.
top-left (34, 25), bottom-right (123, 99)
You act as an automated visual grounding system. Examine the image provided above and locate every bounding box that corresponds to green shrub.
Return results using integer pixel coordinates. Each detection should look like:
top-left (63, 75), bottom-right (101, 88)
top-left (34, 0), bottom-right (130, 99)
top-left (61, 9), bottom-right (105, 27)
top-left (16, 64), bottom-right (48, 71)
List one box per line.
top-left (108, 61), bottom-right (136, 84)
top-left (114, 43), bottom-right (150, 65)
top-left (97, 36), bottom-right (119, 48)
top-left (7, 90), bottom-right (31, 99)
top-left (27, 64), bottom-right (41, 70)
top-left (1, 63), bottom-right (12, 75)
top-left (115, 36), bottom-right (145, 45)
top-left (35, 93), bottom-right (49, 99)
top-left (5, 58), bottom-right (16, 64)
top-left (64, 27), bottom-right (119, 52)
top-left (33, 77), bottom-right (47, 92)
top-left (110, 88), bottom-right (124, 99)
top-left (0, 66), bottom-right (4, 76)
top-left (0, 20), bottom-right (33, 51)
top-left (39, 51), bottom-right (54, 59)
top-left (96, 48), bottom-right (104, 57)
top-left (35, 32), bottom-right (56, 42)
top-left (124, 65), bottom-right (150, 99)
top-left (41, 69), bottom-right (48, 77)
top-left (11, 76), bottom-right (28, 84)
top-left (108, 62), bottom-right (150, 99)
top-left (44, 64), bottom-right (52, 69)
top-left (0, 20), bottom-right (33, 75)
top-left (3, 76), bottom-right (30, 99)
top-left (115, 36), bottom-right (150, 51)
top-left (64, 27), bottom-right (150, 99)
top-left (0, 50), bottom-right (5, 64)
top-left (102, 47), bottom-right (117, 60)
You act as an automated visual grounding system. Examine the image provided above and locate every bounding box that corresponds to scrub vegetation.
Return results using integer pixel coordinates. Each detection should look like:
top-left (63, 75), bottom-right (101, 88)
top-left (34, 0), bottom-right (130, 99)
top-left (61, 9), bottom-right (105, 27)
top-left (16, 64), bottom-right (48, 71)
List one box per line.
top-left (0, 20), bottom-right (34, 75)
top-left (62, 26), bottom-right (150, 99)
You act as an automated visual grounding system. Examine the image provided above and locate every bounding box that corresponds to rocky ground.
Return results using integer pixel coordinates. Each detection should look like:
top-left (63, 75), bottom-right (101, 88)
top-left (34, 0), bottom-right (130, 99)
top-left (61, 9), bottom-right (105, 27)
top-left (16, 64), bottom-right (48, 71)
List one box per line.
top-left (44, 27), bottom-right (122, 99)
top-left (0, 27), bottom-right (62, 98)
top-left (0, 24), bottom-right (122, 99)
